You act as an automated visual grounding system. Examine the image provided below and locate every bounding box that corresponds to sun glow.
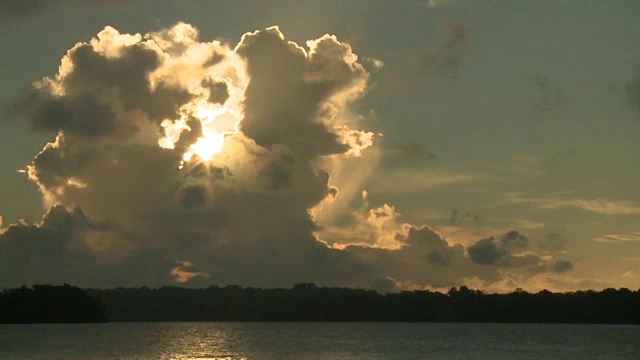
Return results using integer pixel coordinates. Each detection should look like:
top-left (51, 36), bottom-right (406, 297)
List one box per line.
top-left (184, 132), bottom-right (225, 162)
top-left (158, 74), bottom-right (246, 166)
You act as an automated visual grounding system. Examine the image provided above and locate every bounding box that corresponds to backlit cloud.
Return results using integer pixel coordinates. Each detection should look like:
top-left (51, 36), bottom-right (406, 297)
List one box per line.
top-left (1, 23), bottom-right (574, 292)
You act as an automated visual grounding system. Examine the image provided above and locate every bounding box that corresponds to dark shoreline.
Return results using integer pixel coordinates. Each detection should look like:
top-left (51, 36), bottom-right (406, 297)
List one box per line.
top-left (2, 284), bottom-right (639, 324)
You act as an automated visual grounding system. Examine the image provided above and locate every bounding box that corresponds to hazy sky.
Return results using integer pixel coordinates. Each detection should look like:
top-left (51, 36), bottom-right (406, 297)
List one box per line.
top-left (1, 0), bottom-right (639, 292)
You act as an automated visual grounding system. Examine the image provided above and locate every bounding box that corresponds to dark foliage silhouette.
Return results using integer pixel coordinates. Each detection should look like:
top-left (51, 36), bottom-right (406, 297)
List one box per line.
top-left (0, 284), bottom-right (106, 323)
top-left (84, 284), bottom-right (640, 324)
top-left (2, 284), bottom-right (638, 324)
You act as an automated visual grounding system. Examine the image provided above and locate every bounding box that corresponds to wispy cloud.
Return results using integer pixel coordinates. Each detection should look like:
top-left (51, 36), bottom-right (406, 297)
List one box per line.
top-left (370, 169), bottom-right (486, 194)
top-left (594, 232), bottom-right (640, 243)
top-left (505, 194), bottom-right (640, 215)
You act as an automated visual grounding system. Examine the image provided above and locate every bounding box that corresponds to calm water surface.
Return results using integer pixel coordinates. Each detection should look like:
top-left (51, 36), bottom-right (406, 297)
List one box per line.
top-left (0, 322), bottom-right (638, 359)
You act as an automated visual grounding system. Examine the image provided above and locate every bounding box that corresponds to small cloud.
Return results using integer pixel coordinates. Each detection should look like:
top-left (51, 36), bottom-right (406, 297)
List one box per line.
top-left (505, 194), bottom-right (640, 215)
top-left (552, 260), bottom-right (573, 273)
top-left (467, 230), bottom-right (529, 265)
top-left (413, 17), bottom-right (467, 79)
top-left (539, 232), bottom-right (568, 252)
top-left (449, 208), bottom-right (480, 227)
top-left (369, 169), bottom-right (484, 195)
top-left (594, 232), bottom-right (640, 243)
top-left (361, 57), bottom-right (385, 70)
top-left (170, 261), bottom-right (210, 283)
top-left (450, 208), bottom-right (460, 226)
top-left (387, 141), bottom-right (437, 160)
top-left (383, 16), bottom-right (468, 93)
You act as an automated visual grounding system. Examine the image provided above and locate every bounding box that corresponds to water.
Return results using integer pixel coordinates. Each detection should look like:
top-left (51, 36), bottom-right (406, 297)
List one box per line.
top-left (0, 322), bottom-right (638, 359)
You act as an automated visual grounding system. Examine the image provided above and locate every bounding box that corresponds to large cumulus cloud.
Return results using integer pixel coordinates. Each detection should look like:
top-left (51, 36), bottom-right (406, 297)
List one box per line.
top-left (1, 23), bottom-right (571, 291)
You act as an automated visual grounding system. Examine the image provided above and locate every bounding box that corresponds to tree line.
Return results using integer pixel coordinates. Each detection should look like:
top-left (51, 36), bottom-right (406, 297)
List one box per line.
top-left (1, 284), bottom-right (639, 324)
top-left (0, 284), bottom-right (106, 323)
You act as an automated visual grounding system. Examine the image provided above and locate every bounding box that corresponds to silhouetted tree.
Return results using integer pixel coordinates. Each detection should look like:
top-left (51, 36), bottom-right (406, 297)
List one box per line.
top-left (4, 284), bottom-right (639, 324)
top-left (0, 284), bottom-right (106, 323)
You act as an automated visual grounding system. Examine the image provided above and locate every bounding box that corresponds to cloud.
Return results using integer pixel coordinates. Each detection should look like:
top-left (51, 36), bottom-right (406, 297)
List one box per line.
top-left (505, 194), bottom-right (640, 215)
top-left (538, 232), bottom-right (568, 252)
top-left (0, 206), bottom-right (143, 286)
top-left (383, 16), bottom-right (468, 93)
top-left (463, 272), bottom-right (608, 294)
top-left (467, 231), bottom-right (525, 265)
top-left (386, 141), bottom-right (437, 161)
top-left (170, 261), bottom-right (210, 283)
top-left (2, 23), bottom-right (577, 292)
top-left (594, 232), bottom-right (640, 243)
top-left (1, 23), bottom-right (376, 288)
top-left (236, 28), bottom-right (368, 158)
top-left (413, 17), bottom-right (467, 79)
top-left (368, 168), bottom-right (485, 195)
top-left (481, 152), bottom-right (576, 187)
top-left (552, 260), bottom-right (573, 273)
top-left (467, 230), bottom-right (547, 270)
top-left (448, 208), bottom-right (480, 227)
top-left (370, 276), bottom-right (400, 294)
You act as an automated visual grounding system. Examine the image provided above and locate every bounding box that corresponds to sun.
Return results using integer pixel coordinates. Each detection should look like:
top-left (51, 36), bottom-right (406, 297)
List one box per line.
top-left (184, 132), bottom-right (225, 162)
top-left (159, 85), bottom-right (245, 166)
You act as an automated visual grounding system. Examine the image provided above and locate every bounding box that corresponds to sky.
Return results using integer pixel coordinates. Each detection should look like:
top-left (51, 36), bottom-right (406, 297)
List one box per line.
top-left (1, 0), bottom-right (639, 292)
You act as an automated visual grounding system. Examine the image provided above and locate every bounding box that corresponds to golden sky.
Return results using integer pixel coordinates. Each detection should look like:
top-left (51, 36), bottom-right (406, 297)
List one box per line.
top-left (1, 0), bottom-right (639, 292)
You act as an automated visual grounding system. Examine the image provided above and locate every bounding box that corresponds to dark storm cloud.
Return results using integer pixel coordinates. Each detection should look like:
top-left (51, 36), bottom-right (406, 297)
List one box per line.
top-left (0, 206), bottom-right (192, 288)
top-left (467, 230), bottom-right (531, 265)
top-left (405, 226), bottom-right (462, 268)
top-left (552, 260), bottom-right (574, 274)
top-left (0, 206), bottom-right (137, 287)
top-left (467, 237), bottom-right (503, 265)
